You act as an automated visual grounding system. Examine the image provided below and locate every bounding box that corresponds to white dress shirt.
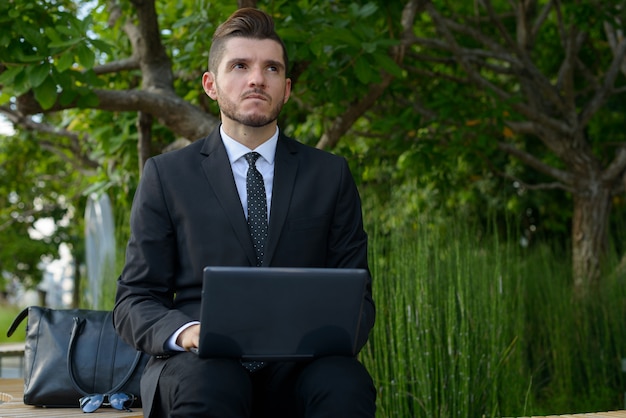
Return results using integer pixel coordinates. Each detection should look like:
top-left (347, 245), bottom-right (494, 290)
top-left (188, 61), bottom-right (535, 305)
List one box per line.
top-left (221, 125), bottom-right (277, 221)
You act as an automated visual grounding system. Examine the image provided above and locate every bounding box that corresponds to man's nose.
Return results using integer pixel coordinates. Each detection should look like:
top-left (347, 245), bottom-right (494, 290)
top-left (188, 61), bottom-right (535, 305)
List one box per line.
top-left (248, 67), bottom-right (266, 87)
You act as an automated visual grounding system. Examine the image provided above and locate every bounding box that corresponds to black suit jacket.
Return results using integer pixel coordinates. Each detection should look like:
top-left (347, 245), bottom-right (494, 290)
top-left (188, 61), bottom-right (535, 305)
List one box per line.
top-left (113, 128), bottom-right (375, 413)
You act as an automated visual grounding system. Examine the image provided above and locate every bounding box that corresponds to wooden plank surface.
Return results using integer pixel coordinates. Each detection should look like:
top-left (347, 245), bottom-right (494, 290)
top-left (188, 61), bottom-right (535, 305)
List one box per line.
top-left (0, 344), bottom-right (25, 356)
top-left (0, 378), bottom-right (143, 417)
top-left (0, 344), bottom-right (24, 378)
top-left (517, 412), bottom-right (626, 418)
top-left (3, 376), bottom-right (625, 418)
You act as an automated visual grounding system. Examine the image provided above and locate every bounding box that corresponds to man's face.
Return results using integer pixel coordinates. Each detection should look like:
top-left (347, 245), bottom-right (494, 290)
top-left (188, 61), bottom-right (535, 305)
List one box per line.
top-left (203, 37), bottom-right (291, 128)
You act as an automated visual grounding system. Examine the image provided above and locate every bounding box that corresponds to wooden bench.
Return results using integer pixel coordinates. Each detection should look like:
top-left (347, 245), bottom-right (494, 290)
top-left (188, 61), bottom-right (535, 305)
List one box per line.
top-left (0, 343), bottom-right (24, 377)
top-left (0, 378), bottom-right (143, 417)
top-left (518, 413), bottom-right (626, 418)
top-left (1, 373), bottom-right (625, 418)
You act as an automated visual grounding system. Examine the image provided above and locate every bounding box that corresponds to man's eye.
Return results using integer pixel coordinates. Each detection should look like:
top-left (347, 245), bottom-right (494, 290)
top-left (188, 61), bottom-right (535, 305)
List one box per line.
top-left (268, 66), bottom-right (278, 72)
top-left (234, 63), bottom-right (246, 69)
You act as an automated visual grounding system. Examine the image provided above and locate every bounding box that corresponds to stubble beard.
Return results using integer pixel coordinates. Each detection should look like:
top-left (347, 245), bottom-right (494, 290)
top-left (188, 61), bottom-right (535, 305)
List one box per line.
top-left (217, 86), bottom-right (285, 128)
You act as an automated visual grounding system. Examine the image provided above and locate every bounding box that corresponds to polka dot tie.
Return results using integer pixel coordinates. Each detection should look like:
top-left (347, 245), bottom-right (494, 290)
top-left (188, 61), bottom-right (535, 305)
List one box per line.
top-left (245, 152), bottom-right (268, 267)
top-left (243, 152), bottom-right (267, 373)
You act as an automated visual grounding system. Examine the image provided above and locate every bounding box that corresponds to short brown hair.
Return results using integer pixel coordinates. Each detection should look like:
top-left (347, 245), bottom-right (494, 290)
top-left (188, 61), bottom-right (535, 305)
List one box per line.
top-left (208, 8), bottom-right (288, 74)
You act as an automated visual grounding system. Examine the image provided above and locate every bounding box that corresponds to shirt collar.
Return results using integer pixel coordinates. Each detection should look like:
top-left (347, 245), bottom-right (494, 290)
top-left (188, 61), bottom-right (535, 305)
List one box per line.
top-left (220, 125), bottom-right (278, 165)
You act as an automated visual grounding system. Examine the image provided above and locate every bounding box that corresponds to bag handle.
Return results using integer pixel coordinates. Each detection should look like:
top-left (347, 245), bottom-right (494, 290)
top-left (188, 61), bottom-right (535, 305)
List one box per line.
top-left (7, 307), bottom-right (29, 338)
top-left (67, 316), bottom-right (144, 396)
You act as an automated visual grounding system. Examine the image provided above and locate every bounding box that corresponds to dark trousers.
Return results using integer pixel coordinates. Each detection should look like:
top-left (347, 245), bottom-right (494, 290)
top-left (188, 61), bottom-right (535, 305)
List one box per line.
top-left (152, 352), bottom-right (376, 417)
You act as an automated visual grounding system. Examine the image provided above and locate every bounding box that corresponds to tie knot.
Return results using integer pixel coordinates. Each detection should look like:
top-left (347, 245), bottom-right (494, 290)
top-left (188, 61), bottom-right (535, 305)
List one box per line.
top-left (245, 152), bottom-right (261, 166)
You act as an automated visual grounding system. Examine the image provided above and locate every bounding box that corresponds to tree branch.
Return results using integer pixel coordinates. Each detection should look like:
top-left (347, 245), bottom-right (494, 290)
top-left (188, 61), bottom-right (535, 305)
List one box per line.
top-left (423, 1), bottom-right (572, 136)
top-left (14, 89), bottom-right (219, 142)
top-left (404, 58), bottom-right (470, 84)
top-left (316, 78), bottom-right (393, 149)
top-left (603, 20), bottom-right (626, 75)
top-left (504, 120), bottom-right (575, 159)
top-left (0, 106), bottom-right (99, 173)
top-left (556, 28), bottom-right (585, 113)
top-left (409, 34), bottom-right (524, 70)
top-left (503, 173), bottom-right (570, 192)
top-left (93, 57), bottom-right (140, 75)
top-left (531, 0), bottom-right (554, 44)
top-left (316, 0), bottom-right (421, 149)
top-left (579, 36), bottom-right (626, 127)
top-left (497, 140), bottom-right (574, 186)
top-left (481, 0), bottom-right (522, 54)
top-left (602, 146), bottom-right (626, 183)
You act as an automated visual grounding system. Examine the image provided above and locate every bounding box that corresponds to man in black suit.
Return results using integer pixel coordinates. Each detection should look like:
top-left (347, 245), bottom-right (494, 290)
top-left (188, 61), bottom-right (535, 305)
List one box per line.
top-left (113, 7), bottom-right (376, 418)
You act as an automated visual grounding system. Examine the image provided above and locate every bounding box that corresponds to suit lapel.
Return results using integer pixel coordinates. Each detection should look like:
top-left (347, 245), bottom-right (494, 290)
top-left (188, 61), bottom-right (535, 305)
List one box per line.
top-left (200, 131), bottom-right (257, 266)
top-left (264, 135), bottom-right (298, 265)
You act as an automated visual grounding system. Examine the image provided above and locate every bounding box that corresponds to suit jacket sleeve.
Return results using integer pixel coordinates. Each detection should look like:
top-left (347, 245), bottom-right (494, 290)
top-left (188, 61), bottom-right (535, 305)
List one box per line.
top-left (328, 157), bottom-right (375, 351)
top-left (113, 157), bottom-right (194, 355)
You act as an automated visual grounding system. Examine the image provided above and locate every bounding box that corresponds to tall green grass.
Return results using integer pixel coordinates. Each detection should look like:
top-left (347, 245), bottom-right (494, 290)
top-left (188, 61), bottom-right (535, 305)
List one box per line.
top-left (361, 219), bottom-right (626, 417)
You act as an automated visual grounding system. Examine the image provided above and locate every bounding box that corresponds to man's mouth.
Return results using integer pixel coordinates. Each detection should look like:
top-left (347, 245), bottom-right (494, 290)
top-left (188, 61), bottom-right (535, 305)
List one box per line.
top-left (243, 91), bottom-right (269, 101)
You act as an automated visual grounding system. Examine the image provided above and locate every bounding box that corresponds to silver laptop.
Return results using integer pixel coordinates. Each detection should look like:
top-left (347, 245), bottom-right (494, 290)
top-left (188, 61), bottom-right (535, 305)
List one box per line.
top-left (196, 266), bottom-right (368, 361)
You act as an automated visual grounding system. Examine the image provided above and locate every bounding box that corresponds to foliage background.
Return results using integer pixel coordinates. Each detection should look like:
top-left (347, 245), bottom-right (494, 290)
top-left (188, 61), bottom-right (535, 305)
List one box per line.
top-left (1, 0), bottom-right (626, 416)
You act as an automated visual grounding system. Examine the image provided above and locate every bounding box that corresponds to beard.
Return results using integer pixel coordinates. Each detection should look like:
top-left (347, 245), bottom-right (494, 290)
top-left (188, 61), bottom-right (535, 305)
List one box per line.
top-left (216, 85), bottom-right (285, 128)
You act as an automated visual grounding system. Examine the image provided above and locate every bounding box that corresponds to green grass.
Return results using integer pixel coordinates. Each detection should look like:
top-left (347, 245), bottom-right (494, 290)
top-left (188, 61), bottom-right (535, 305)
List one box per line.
top-left (0, 303), bottom-right (26, 343)
top-left (360, 219), bottom-right (626, 417)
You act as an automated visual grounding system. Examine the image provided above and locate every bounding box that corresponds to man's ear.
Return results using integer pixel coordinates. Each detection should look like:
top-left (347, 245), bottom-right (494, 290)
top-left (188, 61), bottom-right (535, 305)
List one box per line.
top-left (283, 78), bottom-right (292, 104)
top-left (202, 72), bottom-right (218, 100)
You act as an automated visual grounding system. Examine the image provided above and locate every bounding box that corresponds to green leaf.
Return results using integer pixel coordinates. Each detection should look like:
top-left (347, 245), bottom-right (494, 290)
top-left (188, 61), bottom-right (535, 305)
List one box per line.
top-left (0, 31), bottom-right (10, 48)
top-left (11, 68), bottom-right (31, 96)
top-left (362, 42), bottom-right (377, 54)
top-left (48, 38), bottom-right (83, 49)
top-left (28, 63), bottom-right (50, 88)
top-left (19, 24), bottom-right (47, 52)
top-left (354, 56), bottom-right (372, 84)
top-left (351, 2), bottom-right (378, 18)
top-left (58, 88), bottom-right (78, 107)
top-left (44, 27), bottom-right (63, 44)
top-left (373, 53), bottom-right (404, 78)
top-left (88, 38), bottom-right (113, 55)
top-left (317, 27), bottom-right (361, 49)
top-left (33, 77), bottom-right (58, 110)
top-left (55, 23), bottom-right (81, 38)
top-left (76, 43), bottom-right (95, 69)
top-left (12, 47), bottom-right (46, 64)
top-left (0, 66), bottom-right (24, 85)
top-left (277, 27), bottom-right (309, 42)
top-left (82, 180), bottom-right (109, 197)
top-left (0, 91), bottom-right (12, 105)
top-left (57, 51), bottom-right (74, 72)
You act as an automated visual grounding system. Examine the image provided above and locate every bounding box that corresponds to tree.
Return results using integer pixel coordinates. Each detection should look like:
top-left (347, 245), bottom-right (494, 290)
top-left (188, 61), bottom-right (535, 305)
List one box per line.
top-left (335, 0), bottom-right (626, 293)
top-left (0, 0), bottom-right (410, 290)
top-left (404, 0), bottom-right (626, 291)
top-left (0, 125), bottom-right (79, 289)
top-left (1, 0), bottom-right (625, 295)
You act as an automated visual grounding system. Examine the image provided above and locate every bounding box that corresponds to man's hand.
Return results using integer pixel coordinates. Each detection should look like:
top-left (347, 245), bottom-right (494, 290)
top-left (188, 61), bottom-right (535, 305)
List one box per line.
top-left (176, 324), bottom-right (200, 351)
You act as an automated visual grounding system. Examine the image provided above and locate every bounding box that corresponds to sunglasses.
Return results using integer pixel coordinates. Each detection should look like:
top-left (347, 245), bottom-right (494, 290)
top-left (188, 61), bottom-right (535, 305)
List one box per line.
top-left (79, 392), bottom-right (135, 413)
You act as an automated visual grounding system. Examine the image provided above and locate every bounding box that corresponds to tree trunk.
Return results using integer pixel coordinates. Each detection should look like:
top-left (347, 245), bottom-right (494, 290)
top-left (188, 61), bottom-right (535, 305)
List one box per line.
top-left (137, 111), bottom-right (153, 174)
top-left (571, 183), bottom-right (612, 295)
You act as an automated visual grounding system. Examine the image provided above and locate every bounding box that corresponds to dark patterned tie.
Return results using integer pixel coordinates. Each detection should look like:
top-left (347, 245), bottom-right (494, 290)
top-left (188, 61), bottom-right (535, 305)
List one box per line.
top-left (245, 152), bottom-right (268, 267)
top-left (243, 152), bottom-right (267, 373)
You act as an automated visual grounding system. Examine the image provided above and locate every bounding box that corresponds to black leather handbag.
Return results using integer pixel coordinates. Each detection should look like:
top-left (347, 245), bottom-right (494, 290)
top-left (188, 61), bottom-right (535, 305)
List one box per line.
top-left (7, 306), bottom-right (148, 411)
